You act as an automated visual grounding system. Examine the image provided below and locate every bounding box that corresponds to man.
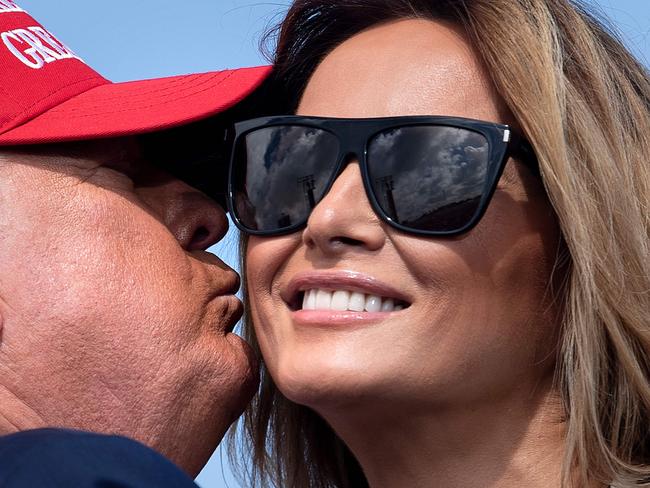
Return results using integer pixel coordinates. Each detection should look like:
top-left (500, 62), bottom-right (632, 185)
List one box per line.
top-left (0, 1), bottom-right (270, 484)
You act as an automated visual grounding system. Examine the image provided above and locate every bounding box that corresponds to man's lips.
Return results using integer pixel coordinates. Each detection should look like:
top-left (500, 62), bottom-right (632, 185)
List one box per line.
top-left (217, 294), bottom-right (244, 333)
top-left (195, 250), bottom-right (241, 295)
top-left (282, 270), bottom-right (412, 312)
top-left (195, 252), bottom-right (243, 332)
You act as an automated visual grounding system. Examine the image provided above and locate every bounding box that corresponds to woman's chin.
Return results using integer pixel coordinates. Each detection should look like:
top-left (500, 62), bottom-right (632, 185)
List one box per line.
top-left (272, 359), bottom-right (386, 411)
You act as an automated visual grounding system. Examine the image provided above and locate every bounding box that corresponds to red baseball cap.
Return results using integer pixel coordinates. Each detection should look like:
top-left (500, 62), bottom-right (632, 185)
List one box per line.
top-left (0, 1), bottom-right (271, 146)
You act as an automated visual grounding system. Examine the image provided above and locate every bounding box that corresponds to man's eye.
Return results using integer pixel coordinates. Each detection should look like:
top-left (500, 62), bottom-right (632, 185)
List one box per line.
top-left (102, 158), bottom-right (146, 183)
top-left (112, 167), bottom-right (135, 180)
top-left (92, 163), bottom-right (138, 189)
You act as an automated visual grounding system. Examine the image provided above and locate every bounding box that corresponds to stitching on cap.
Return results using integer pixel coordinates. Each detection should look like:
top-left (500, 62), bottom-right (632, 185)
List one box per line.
top-left (68, 73), bottom-right (207, 104)
top-left (46, 70), bottom-right (238, 118)
top-left (63, 69), bottom-right (241, 105)
top-left (51, 71), bottom-right (229, 112)
top-left (41, 69), bottom-right (242, 119)
top-left (14, 75), bottom-right (106, 115)
top-left (0, 75), bottom-right (106, 132)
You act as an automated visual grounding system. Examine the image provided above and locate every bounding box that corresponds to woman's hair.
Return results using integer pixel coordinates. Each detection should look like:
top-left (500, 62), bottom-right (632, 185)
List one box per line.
top-left (230, 1), bottom-right (650, 486)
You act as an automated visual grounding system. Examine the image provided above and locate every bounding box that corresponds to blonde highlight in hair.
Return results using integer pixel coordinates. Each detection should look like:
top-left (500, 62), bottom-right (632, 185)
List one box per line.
top-left (231, 1), bottom-right (650, 486)
top-left (460, 2), bottom-right (650, 485)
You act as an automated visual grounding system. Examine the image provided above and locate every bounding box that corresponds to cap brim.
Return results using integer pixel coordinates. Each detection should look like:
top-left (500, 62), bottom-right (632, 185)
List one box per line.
top-left (0, 65), bottom-right (271, 146)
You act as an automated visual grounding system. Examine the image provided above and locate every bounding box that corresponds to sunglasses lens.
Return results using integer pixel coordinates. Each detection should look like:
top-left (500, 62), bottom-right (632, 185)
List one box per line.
top-left (231, 125), bottom-right (340, 233)
top-left (367, 126), bottom-right (491, 233)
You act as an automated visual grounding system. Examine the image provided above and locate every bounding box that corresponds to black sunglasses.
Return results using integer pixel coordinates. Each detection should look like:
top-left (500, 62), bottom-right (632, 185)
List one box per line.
top-left (227, 115), bottom-right (536, 237)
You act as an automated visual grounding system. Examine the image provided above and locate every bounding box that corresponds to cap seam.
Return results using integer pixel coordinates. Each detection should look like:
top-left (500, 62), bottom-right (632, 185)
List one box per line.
top-left (66, 73), bottom-right (202, 103)
top-left (44, 70), bottom-right (238, 119)
top-left (19, 74), bottom-right (106, 113)
top-left (47, 72), bottom-right (228, 114)
top-left (0, 74), bottom-right (106, 133)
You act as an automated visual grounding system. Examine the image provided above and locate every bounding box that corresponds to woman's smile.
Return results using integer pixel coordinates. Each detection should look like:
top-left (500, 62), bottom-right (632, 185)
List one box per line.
top-left (278, 270), bottom-right (412, 327)
top-left (299, 289), bottom-right (406, 313)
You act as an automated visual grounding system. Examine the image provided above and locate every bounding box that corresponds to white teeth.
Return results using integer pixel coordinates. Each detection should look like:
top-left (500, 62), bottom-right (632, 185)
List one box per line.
top-left (364, 295), bottom-right (382, 313)
top-left (299, 288), bottom-right (406, 312)
top-left (303, 289), bottom-right (317, 310)
top-left (331, 290), bottom-right (350, 311)
top-left (381, 298), bottom-right (395, 312)
top-left (316, 289), bottom-right (332, 309)
top-left (349, 292), bottom-right (366, 312)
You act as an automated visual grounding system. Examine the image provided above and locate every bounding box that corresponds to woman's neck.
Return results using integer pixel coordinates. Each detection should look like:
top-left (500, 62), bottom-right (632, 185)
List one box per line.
top-left (320, 382), bottom-right (566, 488)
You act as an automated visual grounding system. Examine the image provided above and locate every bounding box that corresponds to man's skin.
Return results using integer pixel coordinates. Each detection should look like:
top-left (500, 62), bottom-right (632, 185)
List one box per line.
top-left (0, 137), bottom-right (258, 476)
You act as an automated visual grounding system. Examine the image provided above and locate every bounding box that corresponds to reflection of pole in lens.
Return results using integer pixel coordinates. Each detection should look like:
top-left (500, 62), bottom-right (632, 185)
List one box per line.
top-left (298, 175), bottom-right (316, 209)
top-left (377, 175), bottom-right (398, 221)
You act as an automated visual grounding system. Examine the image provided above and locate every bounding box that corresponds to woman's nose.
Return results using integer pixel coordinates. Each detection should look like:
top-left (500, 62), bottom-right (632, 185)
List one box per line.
top-left (302, 162), bottom-right (386, 254)
top-left (136, 176), bottom-right (229, 251)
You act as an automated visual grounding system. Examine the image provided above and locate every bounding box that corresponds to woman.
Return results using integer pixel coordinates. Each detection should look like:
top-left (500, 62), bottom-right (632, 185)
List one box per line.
top-left (227, 1), bottom-right (650, 486)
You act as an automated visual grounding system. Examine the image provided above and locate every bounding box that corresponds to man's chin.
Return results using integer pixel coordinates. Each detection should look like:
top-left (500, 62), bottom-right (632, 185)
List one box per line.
top-left (175, 337), bottom-right (259, 476)
top-left (224, 333), bottom-right (260, 425)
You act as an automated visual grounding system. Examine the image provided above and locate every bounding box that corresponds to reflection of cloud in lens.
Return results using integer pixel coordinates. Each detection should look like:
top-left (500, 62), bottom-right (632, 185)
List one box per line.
top-left (243, 127), bottom-right (339, 228)
top-left (369, 127), bottom-right (489, 224)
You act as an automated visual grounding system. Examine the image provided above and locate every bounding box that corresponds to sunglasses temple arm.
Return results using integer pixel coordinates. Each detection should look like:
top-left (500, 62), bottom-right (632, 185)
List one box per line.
top-left (509, 133), bottom-right (540, 175)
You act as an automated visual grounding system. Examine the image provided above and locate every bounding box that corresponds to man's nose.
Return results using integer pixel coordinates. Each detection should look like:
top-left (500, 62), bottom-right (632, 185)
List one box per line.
top-left (136, 177), bottom-right (229, 251)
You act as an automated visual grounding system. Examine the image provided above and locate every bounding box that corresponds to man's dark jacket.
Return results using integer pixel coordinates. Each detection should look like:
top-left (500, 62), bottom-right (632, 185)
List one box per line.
top-left (0, 428), bottom-right (199, 487)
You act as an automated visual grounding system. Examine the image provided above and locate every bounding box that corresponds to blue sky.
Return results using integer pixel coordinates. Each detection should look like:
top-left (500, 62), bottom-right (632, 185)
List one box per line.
top-left (16, 1), bottom-right (649, 487)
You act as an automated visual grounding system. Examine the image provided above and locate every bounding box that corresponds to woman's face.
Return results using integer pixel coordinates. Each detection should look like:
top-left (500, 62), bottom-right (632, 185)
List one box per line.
top-left (246, 19), bottom-right (562, 413)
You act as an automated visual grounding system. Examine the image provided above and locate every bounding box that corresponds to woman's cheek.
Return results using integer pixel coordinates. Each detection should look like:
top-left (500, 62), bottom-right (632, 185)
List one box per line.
top-left (246, 235), bottom-right (297, 355)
